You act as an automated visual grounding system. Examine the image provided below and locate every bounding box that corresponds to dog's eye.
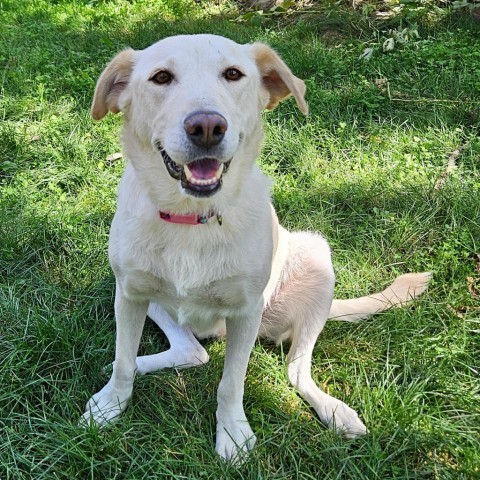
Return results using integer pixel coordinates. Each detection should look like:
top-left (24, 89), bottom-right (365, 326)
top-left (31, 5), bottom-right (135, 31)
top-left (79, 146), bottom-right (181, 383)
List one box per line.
top-left (150, 70), bottom-right (173, 85)
top-left (224, 68), bottom-right (244, 81)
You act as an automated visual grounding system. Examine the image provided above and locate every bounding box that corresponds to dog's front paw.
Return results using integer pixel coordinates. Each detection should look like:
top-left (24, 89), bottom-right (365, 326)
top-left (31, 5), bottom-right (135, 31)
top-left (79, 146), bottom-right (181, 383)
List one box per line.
top-left (215, 413), bottom-right (256, 464)
top-left (323, 400), bottom-right (367, 438)
top-left (80, 381), bottom-right (132, 427)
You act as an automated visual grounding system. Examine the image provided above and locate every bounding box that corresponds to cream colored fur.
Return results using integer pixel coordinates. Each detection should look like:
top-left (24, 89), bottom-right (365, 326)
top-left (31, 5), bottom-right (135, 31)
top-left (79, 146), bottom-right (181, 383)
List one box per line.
top-left (81, 34), bottom-right (431, 462)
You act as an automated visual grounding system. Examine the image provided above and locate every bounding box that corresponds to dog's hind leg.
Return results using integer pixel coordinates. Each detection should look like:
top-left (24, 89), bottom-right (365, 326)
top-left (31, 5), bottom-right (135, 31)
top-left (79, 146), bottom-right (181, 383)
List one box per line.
top-left (286, 294), bottom-right (367, 436)
top-left (263, 232), bottom-right (367, 437)
top-left (135, 303), bottom-right (209, 375)
top-left (286, 317), bottom-right (367, 438)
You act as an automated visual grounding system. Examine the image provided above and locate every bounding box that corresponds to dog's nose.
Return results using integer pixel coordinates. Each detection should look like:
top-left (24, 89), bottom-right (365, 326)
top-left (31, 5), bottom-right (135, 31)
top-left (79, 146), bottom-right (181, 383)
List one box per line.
top-left (184, 111), bottom-right (228, 148)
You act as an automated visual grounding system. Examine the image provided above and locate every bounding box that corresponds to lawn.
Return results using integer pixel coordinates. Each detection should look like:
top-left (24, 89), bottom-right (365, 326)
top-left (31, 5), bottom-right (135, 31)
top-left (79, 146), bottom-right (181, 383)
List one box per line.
top-left (1, 0), bottom-right (479, 478)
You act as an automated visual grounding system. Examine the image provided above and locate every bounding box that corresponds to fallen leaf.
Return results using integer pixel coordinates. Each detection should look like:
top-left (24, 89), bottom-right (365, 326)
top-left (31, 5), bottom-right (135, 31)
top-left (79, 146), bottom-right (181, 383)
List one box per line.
top-left (374, 78), bottom-right (388, 91)
top-left (106, 152), bottom-right (123, 162)
top-left (383, 38), bottom-right (395, 52)
top-left (359, 48), bottom-right (373, 61)
top-left (467, 276), bottom-right (479, 299)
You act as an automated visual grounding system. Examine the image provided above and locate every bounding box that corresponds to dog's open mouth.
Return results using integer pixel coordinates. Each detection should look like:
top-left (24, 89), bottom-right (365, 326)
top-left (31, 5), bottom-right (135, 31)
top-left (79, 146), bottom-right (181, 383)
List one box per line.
top-left (159, 147), bottom-right (231, 197)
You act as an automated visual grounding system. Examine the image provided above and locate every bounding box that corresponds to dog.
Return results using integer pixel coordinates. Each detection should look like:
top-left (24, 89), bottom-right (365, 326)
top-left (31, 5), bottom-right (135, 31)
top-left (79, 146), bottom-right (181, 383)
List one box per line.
top-left (82, 34), bottom-right (430, 462)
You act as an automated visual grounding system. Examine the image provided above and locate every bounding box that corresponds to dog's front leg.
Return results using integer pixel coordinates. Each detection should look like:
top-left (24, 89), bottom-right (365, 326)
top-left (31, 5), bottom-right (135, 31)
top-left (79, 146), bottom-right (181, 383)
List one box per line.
top-left (82, 286), bottom-right (148, 426)
top-left (215, 304), bottom-right (262, 463)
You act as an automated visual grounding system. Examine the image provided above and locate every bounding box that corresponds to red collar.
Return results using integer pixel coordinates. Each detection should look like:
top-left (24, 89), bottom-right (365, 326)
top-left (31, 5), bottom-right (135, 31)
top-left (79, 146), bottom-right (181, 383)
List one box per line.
top-left (159, 210), bottom-right (222, 225)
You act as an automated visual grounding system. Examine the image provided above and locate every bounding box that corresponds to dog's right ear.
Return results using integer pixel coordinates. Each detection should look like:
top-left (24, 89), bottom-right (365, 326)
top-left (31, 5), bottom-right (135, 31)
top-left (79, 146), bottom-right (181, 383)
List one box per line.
top-left (252, 42), bottom-right (308, 115)
top-left (91, 49), bottom-right (136, 120)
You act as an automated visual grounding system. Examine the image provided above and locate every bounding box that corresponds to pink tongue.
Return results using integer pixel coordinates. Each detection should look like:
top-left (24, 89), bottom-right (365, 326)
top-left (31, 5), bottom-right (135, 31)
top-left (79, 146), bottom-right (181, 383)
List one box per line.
top-left (188, 158), bottom-right (220, 180)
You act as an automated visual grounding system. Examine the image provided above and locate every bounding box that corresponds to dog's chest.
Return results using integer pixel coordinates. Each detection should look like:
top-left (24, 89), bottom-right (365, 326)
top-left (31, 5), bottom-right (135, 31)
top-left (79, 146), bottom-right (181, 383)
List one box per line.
top-left (147, 242), bottom-right (242, 295)
top-left (116, 237), bottom-right (257, 321)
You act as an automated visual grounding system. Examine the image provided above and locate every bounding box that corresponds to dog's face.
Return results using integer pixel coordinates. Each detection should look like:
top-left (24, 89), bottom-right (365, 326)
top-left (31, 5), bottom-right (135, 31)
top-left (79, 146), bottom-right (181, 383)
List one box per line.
top-left (92, 34), bottom-right (307, 200)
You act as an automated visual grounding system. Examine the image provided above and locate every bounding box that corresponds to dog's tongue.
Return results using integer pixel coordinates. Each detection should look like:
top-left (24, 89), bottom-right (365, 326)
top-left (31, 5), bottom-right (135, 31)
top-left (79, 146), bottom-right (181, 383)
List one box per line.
top-left (187, 158), bottom-right (220, 179)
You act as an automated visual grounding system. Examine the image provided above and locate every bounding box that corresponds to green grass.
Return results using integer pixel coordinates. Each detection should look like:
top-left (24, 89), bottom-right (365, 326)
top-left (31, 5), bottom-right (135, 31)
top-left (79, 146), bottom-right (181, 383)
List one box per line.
top-left (1, 0), bottom-right (479, 478)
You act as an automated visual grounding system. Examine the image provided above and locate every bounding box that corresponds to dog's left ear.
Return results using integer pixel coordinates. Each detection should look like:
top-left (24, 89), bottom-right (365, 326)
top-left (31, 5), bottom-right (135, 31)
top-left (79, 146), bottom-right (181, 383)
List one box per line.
top-left (252, 42), bottom-right (308, 115)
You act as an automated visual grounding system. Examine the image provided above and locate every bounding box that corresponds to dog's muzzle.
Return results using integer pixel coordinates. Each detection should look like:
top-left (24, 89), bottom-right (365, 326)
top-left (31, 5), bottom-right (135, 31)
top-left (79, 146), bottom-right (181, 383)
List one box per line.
top-left (158, 145), bottom-right (231, 198)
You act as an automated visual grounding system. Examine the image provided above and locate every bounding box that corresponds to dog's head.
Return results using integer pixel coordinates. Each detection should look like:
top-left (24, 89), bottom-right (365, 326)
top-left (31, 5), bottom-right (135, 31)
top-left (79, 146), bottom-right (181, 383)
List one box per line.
top-left (92, 34), bottom-right (307, 200)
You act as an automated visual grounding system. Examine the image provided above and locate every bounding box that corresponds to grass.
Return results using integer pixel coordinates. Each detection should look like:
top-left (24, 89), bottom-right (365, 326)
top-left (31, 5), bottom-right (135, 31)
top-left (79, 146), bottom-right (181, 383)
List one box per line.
top-left (1, 0), bottom-right (479, 478)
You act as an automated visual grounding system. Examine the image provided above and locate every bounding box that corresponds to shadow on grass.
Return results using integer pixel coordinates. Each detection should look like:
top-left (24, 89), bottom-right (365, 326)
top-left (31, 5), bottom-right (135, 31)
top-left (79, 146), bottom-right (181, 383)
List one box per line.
top-left (2, 0), bottom-right (480, 124)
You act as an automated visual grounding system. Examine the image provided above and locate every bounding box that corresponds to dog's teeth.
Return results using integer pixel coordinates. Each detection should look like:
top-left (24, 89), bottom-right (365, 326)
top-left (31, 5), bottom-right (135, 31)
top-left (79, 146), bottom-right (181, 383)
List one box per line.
top-left (184, 164), bottom-right (193, 181)
top-left (184, 162), bottom-right (225, 186)
top-left (190, 177), bottom-right (216, 186)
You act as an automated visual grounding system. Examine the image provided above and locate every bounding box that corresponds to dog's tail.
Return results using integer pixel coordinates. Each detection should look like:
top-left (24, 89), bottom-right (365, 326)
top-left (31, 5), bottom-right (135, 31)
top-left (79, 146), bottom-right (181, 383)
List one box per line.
top-left (328, 272), bottom-right (431, 322)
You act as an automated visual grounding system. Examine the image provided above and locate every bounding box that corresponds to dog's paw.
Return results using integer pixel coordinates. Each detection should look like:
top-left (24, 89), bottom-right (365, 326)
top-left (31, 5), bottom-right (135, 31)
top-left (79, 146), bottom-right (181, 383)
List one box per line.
top-left (80, 382), bottom-right (131, 427)
top-left (215, 415), bottom-right (256, 464)
top-left (323, 401), bottom-right (367, 438)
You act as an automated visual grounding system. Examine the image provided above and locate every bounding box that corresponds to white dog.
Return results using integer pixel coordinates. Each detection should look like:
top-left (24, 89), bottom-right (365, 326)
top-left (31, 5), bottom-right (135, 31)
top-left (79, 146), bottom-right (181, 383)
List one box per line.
top-left (83, 34), bottom-right (430, 462)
